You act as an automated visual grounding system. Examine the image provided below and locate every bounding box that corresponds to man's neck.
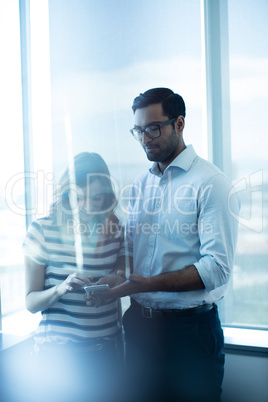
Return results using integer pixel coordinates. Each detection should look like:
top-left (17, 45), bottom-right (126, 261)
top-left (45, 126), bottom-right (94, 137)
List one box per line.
top-left (158, 144), bottom-right (187, 173)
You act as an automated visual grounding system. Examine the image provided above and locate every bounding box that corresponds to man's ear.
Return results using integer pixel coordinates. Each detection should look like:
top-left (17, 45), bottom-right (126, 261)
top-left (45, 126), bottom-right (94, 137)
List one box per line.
top-left (175, 116), bottom-right (185, 134)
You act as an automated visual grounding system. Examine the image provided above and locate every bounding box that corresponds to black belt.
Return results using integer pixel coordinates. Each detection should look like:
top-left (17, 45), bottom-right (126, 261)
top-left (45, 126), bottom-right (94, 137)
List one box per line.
top-left (130, 299), bottom-right (214, 319)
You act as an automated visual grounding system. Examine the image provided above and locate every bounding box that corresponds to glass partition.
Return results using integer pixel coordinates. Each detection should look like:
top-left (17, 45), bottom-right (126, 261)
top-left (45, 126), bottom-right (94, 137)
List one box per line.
top-left (220, 0), bottom-right (268, 327)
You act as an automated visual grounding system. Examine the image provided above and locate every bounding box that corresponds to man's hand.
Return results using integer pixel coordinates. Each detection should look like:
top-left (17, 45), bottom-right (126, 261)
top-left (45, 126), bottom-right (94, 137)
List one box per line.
top-left (84, 272), bottom-right (126, 307)
top-left (84, 264), bottom-right (205, 308)
top-left (85, 271), bottom-right (152, 307)
top-left (106, 270), bottom-right (150, 297)
top-left (86, 271), bottom-right (152, 307)
top-left (96, 273), bottom-right (125, 289)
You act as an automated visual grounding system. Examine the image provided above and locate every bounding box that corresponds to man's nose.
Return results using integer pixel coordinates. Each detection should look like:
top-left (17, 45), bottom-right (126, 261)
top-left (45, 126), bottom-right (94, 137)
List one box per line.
top-left (141, 131), bottom-right (153, 145)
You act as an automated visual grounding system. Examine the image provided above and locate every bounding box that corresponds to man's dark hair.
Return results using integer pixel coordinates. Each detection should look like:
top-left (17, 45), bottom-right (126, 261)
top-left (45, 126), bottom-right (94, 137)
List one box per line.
top-left (132, 87), bottom-right (186, 118)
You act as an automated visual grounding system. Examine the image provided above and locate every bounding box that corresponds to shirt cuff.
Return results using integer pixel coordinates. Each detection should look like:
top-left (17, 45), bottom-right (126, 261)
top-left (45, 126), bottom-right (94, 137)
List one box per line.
top-left (193, 255), bottom-right (230, 292)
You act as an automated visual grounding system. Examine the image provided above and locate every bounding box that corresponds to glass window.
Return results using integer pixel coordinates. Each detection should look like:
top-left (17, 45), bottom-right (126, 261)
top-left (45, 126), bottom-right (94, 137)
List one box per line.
top-left (47, 0), bottom-right (203, 313)
top-left (1, 0), bottom-right (203, 333)
top-left (220, 0), bottom-right (268, 328)
top-left (0, 0), bottom-right (26, 327)
top-left (47, 0), bottom-right (203, 181)
top-left (5, 0), bottom-right (267, 336)
top-left (0, 0), bottom-right (51, 334)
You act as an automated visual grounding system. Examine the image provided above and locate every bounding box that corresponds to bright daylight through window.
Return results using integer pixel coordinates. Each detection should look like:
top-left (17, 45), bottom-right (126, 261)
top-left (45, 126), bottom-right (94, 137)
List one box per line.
top-left (0, 0), bottom-right (267, 343)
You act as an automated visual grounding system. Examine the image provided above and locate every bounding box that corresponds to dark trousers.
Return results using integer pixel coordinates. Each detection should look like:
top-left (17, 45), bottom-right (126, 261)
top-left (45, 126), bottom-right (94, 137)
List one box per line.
top-left (122, 303), bottom-right (225, 402)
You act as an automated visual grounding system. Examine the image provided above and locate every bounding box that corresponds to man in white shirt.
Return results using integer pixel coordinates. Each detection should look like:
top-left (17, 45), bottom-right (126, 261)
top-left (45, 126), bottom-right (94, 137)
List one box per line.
top-left (89, 88), bottom-right (240, 402)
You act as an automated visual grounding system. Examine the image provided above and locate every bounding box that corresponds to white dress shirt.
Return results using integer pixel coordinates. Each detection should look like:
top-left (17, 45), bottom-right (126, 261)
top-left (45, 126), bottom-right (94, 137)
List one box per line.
top-left (127, 145), bottom-right (240, 309)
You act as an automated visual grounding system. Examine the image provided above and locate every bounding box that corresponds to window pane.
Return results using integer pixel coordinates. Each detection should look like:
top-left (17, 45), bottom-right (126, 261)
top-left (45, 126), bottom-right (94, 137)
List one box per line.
top-left (0, 0), bottom-right (26, 321)
top-left (48, 0), bottom-right (203, 179)
top-left (221, 0), bottom-right (268, 327)
top-left (47, 0), bottom-right (203, 313)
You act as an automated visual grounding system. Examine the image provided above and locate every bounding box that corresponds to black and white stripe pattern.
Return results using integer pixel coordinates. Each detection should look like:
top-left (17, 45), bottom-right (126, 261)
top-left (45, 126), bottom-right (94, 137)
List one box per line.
top-left (23, 217), bottom-right (125, 344)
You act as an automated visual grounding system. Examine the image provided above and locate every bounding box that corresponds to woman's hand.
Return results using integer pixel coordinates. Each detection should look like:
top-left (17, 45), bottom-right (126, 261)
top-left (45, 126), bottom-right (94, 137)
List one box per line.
top-left (57, 272), bottom-right (92, 297)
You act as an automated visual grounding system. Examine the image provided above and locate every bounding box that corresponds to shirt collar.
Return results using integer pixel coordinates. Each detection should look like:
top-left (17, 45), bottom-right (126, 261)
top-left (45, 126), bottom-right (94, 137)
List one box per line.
top-left (150, 144), bottom-right (197, 176)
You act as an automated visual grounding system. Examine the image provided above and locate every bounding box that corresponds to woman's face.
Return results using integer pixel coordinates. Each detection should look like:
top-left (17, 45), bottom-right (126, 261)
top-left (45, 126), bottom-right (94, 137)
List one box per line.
top-left (69, 179), bottom-right (105, 220)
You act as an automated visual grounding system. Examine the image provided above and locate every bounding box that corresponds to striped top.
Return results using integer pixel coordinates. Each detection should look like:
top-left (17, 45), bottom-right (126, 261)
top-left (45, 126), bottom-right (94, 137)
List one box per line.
top-left (23, 216), bottom-right (125, 346)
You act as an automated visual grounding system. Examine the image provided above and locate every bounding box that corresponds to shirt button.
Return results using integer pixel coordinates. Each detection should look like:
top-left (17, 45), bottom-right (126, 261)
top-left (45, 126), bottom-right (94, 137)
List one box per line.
top-left (156, 202), bottom-right (160, 208)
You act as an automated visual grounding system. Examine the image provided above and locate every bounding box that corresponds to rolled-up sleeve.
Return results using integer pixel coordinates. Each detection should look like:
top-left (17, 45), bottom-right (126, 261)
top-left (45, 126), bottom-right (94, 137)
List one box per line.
top-left (193, 174), bottom-right (240, 292)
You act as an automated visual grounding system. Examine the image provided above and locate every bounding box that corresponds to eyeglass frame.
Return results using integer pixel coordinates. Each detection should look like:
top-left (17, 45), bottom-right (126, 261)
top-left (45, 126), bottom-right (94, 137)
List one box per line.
top-left (130, 117), bottom-right (177, 141)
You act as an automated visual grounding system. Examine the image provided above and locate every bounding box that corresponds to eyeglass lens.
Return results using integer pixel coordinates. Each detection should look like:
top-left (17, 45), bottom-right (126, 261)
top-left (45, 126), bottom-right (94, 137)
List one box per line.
top-left (133, 124), bottom-right (160, 140)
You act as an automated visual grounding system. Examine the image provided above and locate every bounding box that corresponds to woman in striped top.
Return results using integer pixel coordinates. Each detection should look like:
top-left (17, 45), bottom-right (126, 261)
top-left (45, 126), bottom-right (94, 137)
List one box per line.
top-left (22, 152), bottom-right (126, 402)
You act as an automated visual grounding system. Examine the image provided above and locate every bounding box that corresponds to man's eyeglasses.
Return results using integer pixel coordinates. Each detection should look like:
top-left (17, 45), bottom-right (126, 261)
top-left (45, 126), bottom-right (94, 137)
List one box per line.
top-left (130, 118), bottom-right (176, 141)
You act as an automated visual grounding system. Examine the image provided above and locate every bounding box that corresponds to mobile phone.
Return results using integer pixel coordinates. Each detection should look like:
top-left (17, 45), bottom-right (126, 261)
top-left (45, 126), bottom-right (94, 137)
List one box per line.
top-left (84, 284), bottom-right (110, 293)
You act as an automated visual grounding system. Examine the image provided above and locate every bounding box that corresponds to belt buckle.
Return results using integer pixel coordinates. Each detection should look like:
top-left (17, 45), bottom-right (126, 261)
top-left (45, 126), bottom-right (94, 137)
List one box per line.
top-left (142, 306), bottom-right (153, 318)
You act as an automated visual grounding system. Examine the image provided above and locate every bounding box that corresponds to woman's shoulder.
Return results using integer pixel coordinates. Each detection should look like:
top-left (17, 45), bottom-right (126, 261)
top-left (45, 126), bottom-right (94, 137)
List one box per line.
top-left (29, 216), bottom-right (54, 228)
top-left (27, 216), bottom-right (59, 239)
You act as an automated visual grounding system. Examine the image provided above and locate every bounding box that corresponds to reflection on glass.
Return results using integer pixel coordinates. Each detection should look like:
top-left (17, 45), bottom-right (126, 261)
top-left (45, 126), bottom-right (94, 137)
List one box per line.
top-left (222, 0), bottom-right (268, 327)
top-left (0, 0), bottom-right (25, 320)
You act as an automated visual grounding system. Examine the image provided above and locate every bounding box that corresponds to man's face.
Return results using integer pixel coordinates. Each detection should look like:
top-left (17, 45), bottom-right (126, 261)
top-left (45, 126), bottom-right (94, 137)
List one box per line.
top-left (134, 103), bottom-right (181, 169)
